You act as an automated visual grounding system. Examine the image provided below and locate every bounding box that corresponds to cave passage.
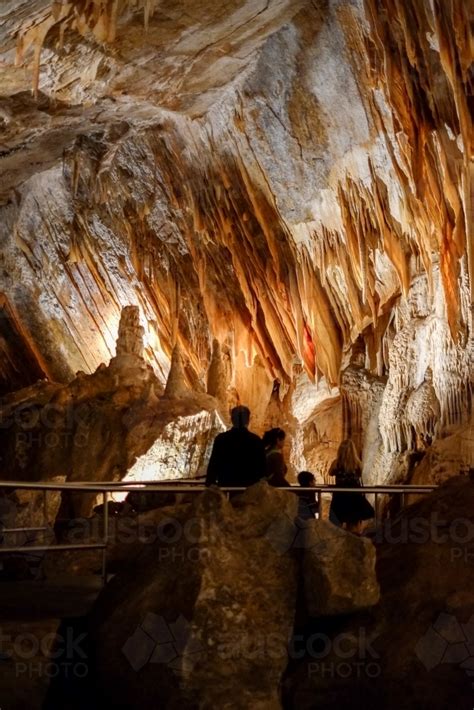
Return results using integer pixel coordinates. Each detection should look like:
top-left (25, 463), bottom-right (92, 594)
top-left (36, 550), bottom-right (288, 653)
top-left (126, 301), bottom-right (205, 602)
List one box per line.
top-left (0, 0), bottom-right (472, 708)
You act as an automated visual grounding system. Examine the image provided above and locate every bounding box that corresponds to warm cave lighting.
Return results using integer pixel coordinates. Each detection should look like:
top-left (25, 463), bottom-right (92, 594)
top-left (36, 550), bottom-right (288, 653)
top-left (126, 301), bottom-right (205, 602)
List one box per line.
top-left (0, 0), bottom-right (472, 708)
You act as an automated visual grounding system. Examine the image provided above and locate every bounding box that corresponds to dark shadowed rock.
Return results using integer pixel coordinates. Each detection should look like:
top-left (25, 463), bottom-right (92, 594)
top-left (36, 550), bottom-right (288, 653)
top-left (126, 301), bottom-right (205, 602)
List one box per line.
top-left (286, 476), bottom-right (474, 710)
top-left (85, 483), bottom-right (299, 709)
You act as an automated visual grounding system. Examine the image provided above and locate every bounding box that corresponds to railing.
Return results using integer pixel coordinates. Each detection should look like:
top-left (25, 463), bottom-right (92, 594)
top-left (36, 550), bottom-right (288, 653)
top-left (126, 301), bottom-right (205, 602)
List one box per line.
top-left (0, 480), bottom-right (436, 585)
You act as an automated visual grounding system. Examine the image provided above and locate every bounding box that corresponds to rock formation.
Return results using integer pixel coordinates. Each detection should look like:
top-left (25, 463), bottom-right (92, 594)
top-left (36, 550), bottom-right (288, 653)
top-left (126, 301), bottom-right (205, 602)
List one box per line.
top-left (163, 343), bottom-right (189, 399)
top-left (286, 475), bottom-right (474, 710)
top-left (0, 3), bottom-right (471, 505)
top-left (0, 306), bottom-right (224, 518)
top-left (0, 4), bottom-right (472, 708)
top-left (303, 520), bottom-right (379, 617)
top-left (49, 482), bottom-right (379, 709)
top-left (42, 477), bottom-right (474, 710)
top-left (0, 0), bottom-right (473, 456)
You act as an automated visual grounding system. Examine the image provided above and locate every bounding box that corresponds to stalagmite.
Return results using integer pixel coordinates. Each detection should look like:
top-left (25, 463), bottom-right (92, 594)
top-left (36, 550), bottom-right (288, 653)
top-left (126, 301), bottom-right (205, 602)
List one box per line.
top-left (114, 305), bottom-right (144, 359)
top-left (163, 343), bottom-right (189, 399)
top-left (0, 3), bottom-right (473, 707)
top-left (206, 338), bottom-right (229, 407)
top-left (0, 0), bottom-right (471, 505)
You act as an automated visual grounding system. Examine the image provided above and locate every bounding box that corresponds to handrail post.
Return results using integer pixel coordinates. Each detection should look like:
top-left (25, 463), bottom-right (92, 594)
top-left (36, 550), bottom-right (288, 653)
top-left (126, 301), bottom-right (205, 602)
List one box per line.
top-left (42, 488), bottom-right (47, 544)
top-left (374, 492), bottom-right (378, 527)
top-left (317, 489), bottom-right (323, 519)
top-left (102, 490), bottom-right (109, 586)
top-left (42, 488), bottom-right (47, 525)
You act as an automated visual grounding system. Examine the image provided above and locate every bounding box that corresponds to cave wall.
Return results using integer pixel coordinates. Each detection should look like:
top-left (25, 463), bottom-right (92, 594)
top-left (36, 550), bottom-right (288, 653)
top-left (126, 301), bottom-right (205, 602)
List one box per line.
top-left (342, 270), bottom-right (473, 487)
top-left (0, 0), bottom-right (472, 484)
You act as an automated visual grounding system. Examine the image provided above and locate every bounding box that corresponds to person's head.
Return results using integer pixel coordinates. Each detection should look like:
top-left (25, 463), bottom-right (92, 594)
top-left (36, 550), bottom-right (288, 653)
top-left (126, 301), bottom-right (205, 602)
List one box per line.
top-left (297, 471), bottom-right (315, 487)
top-left (230, 405), bottom-right (250, 429)
top-left (335, 439), bottom-right (362, 476)
top-left (262, 427), bottom-right (285, 451)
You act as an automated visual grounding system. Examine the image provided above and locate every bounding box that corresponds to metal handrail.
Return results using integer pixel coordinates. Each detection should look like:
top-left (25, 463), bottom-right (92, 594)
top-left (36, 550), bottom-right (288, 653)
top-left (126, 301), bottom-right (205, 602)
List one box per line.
top-left (0, 480), bottom-right (436, 584)
top-left (0, 480), bottom-right (436, 492)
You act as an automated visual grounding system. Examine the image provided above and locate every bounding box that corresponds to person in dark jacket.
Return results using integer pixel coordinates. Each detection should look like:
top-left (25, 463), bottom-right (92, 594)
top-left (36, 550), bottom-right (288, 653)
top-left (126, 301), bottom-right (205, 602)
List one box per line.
top-left (329, 439), bottom-right (374, 534)
top-left (263, 428), bottom-right (290, 487)
top-left (206, 406), bottom-right (266, 489)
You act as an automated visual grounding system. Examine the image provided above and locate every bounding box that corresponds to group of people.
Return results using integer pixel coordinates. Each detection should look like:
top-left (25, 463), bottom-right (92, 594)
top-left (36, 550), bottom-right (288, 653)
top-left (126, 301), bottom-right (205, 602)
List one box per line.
top-left (206, 405), bottom-right (374, 534)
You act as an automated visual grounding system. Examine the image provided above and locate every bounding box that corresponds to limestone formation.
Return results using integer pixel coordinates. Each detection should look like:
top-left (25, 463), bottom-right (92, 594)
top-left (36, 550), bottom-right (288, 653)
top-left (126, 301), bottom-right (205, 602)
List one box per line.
top-left (114, 305), bottom-right (144, 359)
top-left (86, 484), bottom-right (300, 709)
top-left (0, 307), bottom-right (223, 518)
top-left (405, 368), bottom-right (442, 449)
top-left (0, 3), bottom-right (472, 707)
top-left (163, 343), bottom-right (189, 399)
top-left (206, 338), bottom-right (229, 408)
top-left (286, 476), bottom-right (474, 710)
top-left (0, 2), bottom-right (471, 446)
top-left (302, 519), bottom-right (380, 617)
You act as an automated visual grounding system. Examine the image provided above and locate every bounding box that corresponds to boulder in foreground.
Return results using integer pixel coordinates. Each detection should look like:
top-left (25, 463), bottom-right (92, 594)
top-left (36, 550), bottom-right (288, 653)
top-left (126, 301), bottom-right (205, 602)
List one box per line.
top-left (303, 520), bottom-right (380, 617)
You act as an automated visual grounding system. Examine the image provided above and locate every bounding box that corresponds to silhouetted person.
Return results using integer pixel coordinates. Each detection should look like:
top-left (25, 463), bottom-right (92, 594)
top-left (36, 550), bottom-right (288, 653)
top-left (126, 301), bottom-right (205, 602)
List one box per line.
top-left (296, 470), bottom-right (317, 520)
top-left (206, 406), bottom-right (266, 489)
top-left (329, 439), bottom-right (374, 534)
top-left (263, 427), bottom-right (290, 487)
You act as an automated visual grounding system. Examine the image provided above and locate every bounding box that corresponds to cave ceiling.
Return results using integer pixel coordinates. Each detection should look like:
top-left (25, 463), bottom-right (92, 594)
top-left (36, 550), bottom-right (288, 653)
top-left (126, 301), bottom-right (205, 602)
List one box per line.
top-left (0, 0), bottom-right (472, 398)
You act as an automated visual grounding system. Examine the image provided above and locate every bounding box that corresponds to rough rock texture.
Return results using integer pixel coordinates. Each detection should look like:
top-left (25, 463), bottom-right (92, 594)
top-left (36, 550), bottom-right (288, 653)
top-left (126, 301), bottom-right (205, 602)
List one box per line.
top-left (303, 520), bottom-right (380, 617)
top-left (0, 306), bottom-right (224, 517)
top-left (84, 483), bottom-right (300, 709)
top-left (292, 371), bottom-right (341, 482)
top-left (286, 476), bottom-right (474, 710)
top-left (0, 1), bottom-right (472, 480)
top-left (343, 273), bottom-right (474, 488)
top-left (409, 422), bottom-right (474, 492)
top-left (52, 482), bottom-right (379, 709)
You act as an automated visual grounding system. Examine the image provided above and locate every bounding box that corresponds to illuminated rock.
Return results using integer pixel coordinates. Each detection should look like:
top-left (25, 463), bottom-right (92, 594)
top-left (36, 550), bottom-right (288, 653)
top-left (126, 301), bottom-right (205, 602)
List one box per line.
top-left (0, 0), bottom-right (472, 491)
top-left (0, 307), bottom-right (223, 517)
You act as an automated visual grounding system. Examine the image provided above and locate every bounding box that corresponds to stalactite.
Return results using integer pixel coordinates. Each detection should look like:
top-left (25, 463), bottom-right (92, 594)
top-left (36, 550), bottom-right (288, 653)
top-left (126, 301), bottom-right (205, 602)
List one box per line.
top-left (14, 0), bottom-right (162, 97)
top-left (3, 0), bottom-right (471, 443)
top-left (362, 0), bottom-right (472, 336)
top-left (341, 364), bottom-right (386, 454)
